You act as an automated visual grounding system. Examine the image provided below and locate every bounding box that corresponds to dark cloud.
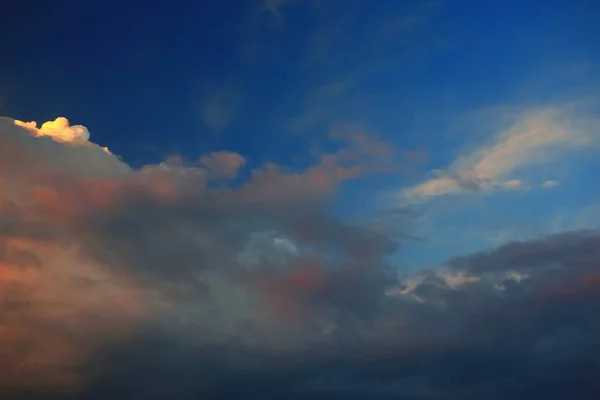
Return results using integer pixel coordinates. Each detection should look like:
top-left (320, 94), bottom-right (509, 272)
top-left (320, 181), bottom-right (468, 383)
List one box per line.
top-left (1, 117), bottom-right (600, 399)
top-left (448, 229), bottom-right (600, 273)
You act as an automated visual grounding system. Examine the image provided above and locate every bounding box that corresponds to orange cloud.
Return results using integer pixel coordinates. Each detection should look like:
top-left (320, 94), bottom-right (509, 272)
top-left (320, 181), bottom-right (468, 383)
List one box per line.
top-left (0, 242), bottom-right (150, 391)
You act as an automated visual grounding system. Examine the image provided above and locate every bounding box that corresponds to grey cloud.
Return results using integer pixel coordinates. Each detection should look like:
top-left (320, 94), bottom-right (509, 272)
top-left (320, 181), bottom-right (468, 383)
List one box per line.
top-left (0, 117), bottom-right (403, 386)
top-left (2, 118), bottom-right (600, 399)
top-left (447, 229), bottom-right (600, 274)
top-left (55, 229), bottom-right (600, 399)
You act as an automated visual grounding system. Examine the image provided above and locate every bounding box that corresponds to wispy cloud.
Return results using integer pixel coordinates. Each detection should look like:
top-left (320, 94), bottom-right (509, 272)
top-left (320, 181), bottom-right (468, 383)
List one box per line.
top-left (541, 180), bottom-right (560, 189)
top-left (402, 106), bottom-right (595, 202)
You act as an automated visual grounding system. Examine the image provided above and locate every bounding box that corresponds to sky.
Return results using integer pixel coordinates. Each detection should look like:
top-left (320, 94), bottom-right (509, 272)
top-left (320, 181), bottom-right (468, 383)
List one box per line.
top-left (1, 0), bottom-right (600, 398)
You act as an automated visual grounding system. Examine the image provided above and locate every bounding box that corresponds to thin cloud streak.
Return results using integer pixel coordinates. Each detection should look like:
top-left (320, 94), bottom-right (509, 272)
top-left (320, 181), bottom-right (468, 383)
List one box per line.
top-left (402, 106), bottom-right (595, 202)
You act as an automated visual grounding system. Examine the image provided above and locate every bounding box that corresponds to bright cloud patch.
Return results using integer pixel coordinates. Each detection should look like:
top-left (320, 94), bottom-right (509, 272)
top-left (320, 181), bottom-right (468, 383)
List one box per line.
top-left (14, 117), bottom-right (91, 143)
top-left (403, 107), bottom-right (593, 202)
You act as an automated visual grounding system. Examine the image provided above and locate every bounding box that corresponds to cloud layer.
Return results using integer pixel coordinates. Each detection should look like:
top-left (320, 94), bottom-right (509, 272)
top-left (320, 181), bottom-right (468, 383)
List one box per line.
top-left (1, 116), bottom-right (600, 399)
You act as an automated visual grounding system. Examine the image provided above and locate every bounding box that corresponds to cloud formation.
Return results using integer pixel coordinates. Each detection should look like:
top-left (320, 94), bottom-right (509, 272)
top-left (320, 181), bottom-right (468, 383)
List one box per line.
top-left (403, 107), bottom-right (594, 202)
top-left (1, 116), bottom-right (600, 399)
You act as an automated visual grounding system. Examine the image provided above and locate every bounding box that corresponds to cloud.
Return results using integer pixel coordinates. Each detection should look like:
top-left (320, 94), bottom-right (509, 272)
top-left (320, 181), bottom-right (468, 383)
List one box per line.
top-left (200, 151), bottom-right (246, 179)
top-left (87, 230), bottom-right (600, 399)
top-left (403, 107), bottom-right (594, 202)
top-left (0, 116), bottom-right (404, 393)
top-left (14, 117), bottom-right (90, 143)
top-left (2, 116), bottom-right (600, 398)
top-left (541, 180), bottom-right (560, 189)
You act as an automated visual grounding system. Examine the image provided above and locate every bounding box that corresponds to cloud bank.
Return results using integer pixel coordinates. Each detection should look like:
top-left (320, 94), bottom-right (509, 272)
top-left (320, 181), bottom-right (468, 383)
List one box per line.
top-left (1, 116), bottom-right (600, 399)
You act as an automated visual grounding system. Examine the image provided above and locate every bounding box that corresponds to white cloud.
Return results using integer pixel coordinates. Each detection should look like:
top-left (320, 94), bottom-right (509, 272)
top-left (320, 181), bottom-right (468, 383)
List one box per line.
top-left (403, 107), bottom-right (593, 202)
top-left (436, 268), bottom-right (480, 290)
top-left (495, 270), bottom-right (529, 291)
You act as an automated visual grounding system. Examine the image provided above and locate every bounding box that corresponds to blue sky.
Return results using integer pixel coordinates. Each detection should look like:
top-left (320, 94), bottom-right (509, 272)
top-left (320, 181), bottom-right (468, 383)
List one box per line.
top-left (2, 0), bottom-right (599, 270)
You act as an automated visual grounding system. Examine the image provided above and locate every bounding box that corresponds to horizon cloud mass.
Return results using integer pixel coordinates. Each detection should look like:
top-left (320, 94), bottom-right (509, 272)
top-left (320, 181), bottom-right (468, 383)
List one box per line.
top-left (1, 117), bottom-right (599, 399)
